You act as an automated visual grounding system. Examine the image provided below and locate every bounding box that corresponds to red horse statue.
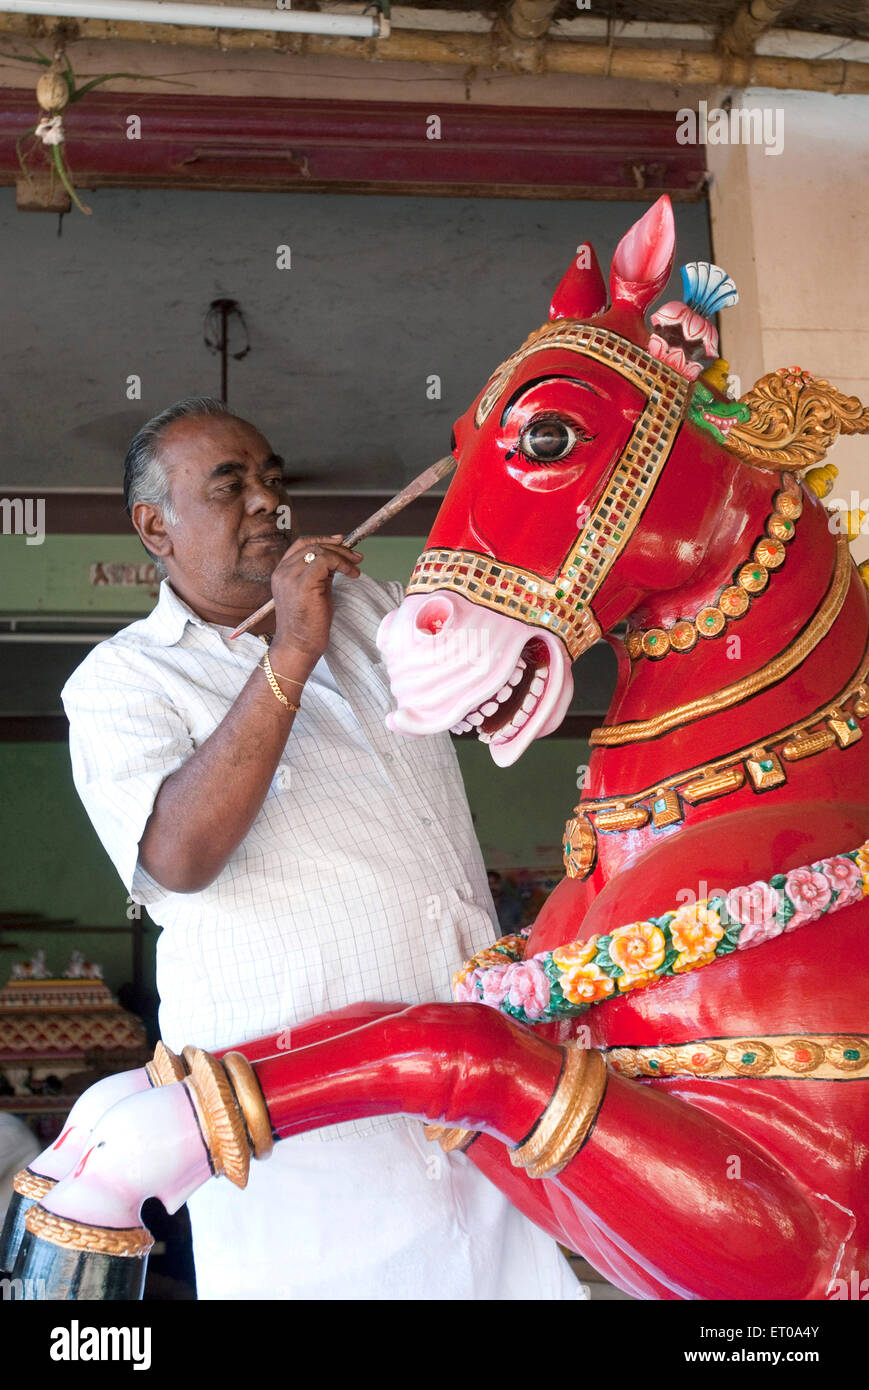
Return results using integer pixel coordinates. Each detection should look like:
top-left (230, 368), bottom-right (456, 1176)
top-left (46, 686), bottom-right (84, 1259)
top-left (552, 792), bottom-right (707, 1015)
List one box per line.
top-left (5, 196), bottom-right (869, 1301)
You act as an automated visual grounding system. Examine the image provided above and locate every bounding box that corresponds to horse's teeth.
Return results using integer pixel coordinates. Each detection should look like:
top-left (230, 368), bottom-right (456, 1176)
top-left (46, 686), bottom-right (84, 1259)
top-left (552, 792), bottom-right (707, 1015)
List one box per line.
top-left (508, 667), bottom-right (523, 687)
top-left (467, 711), bottom-right (484, 726)
top-left (496, 685), bottom-right (512, 702)
top-left (521, 694), bottom-right (536, 714)
top-left (481, 701), bottom-right (499, 716)
top-left (478, 730), bottom-right (492, 743)
top-left (513, 709), bottom-right (529, 728)
top-left (530, 676), bottom-right (545, 696)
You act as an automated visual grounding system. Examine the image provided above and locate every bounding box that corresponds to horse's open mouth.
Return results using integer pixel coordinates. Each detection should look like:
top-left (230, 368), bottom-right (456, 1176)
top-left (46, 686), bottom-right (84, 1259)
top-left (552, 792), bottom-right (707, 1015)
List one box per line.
top-left (449, 637), bottom-right (549, 748)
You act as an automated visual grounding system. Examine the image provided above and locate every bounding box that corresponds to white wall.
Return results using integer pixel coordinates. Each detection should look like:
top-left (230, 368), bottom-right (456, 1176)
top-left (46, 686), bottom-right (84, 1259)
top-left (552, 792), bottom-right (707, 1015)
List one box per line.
top-left (707, 89), bottom-right (869, 560)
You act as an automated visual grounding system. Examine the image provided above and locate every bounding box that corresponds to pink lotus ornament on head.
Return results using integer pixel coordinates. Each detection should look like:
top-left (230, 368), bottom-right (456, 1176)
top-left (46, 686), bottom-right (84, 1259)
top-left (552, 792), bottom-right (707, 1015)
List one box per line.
top-left (648, 262), bottom-right (739, 381)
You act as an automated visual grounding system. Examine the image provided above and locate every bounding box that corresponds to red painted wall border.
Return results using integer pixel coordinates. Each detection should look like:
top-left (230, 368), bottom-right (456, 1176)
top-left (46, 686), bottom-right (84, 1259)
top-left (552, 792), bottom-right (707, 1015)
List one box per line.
top-left (0, 93), bottom-right (707, 199)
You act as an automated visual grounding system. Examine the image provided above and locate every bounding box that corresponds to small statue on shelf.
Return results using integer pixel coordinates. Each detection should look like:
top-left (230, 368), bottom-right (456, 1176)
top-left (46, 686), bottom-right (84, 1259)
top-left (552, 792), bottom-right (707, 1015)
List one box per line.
top-left (10, 950), bottom-right (50, 982)
top-left (62, 951), bottom-right (103, 981)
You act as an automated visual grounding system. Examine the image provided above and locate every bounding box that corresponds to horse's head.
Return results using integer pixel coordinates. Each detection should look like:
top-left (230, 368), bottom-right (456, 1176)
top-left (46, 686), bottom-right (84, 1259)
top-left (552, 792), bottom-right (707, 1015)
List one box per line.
top-left (375, 196), bottom-right (768, 764)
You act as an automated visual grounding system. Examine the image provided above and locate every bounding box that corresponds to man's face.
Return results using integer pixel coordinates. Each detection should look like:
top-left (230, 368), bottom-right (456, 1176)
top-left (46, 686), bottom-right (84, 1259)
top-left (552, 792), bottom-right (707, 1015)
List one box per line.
top-left (157, 414), bottom-right (293, 604)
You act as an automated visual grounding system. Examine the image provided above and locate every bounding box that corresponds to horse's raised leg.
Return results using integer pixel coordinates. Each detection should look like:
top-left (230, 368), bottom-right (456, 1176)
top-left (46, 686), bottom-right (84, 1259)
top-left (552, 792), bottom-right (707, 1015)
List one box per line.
top-left (16, 999), bottom-right (852, 1300)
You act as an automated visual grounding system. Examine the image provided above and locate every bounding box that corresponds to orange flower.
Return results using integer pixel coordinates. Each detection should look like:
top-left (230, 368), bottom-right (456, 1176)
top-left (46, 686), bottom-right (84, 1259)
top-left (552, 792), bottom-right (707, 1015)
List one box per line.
top-left (608, 921), bottom-right (667, 979)
top-left (552, 936), bottom-right (599, 971)
top-left (672, 950), bottom-right (717, 975)
top-left (617, 969), bottom-right (659, 993)
top-left (669, 901), bottom-right (724, 964)
top-left (855, 845), bottom-right (869, 895)
top-left (496, 934), bottom-right (529, 960)
top-left (471, 945), bottom-right (520, 972)
top-left (558, 963), bottom-right (615, 1004)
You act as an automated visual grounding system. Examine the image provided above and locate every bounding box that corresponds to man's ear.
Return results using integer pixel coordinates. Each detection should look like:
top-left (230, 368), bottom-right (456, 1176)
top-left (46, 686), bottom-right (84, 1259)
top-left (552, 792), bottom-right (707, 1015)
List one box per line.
top-left (132, 501), bottom-right (173, 562)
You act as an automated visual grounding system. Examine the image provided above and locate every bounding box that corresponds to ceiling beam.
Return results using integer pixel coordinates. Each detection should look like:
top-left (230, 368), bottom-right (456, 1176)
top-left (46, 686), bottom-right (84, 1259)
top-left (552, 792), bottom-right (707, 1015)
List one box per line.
top-left (501, 0), bottom-right (560, 42)
top-left (719, 0), bottom-right (799, 58)
top-left (0, 11), bottom-right (866, 92)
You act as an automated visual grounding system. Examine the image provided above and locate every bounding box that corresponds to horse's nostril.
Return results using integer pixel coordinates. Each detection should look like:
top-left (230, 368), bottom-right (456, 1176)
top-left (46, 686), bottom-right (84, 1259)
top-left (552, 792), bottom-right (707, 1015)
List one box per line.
top-left (415, 597), bottom-right (453, 635)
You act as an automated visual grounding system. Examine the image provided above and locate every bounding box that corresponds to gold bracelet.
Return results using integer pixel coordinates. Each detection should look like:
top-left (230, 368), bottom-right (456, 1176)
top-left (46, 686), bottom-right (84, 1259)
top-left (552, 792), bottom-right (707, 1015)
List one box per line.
top-left (268, 668), bottom-right (305, 688)
top-left (261, 654), bottom-right (300, 713)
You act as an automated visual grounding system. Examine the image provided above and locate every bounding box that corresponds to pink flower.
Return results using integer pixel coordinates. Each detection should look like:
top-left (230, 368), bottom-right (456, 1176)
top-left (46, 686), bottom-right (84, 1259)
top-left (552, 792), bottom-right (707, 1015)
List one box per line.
top-left (816, 856), bottom-right (862, 902)
top-left (726, 880), bottom-right (781, 932)
top-left (784, 868), bottom-right (832, 918)
top-left (506, 960), bottom-right (551, 1020)
top-left (453, 969), bottom-right (482, 1003)
top-left (736, 918), bottom-right (785, 949)
top-left (832, 881), bottom-right (864, 910)
top-left (784, 910), bottom-right (814, 934)
top-left (479, 964), bottom-right (512, 1008)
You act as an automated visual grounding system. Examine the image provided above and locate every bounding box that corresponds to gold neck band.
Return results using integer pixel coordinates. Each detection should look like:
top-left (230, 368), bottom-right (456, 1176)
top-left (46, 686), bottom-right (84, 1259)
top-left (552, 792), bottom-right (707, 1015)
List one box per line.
top-left (591, 537), bottom-right (852, 747)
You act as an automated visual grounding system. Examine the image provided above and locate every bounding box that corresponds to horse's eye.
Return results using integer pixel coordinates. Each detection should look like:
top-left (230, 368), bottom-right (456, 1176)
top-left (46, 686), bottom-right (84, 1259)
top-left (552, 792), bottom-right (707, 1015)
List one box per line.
top-left (519, 416), bottom-right (578, 462)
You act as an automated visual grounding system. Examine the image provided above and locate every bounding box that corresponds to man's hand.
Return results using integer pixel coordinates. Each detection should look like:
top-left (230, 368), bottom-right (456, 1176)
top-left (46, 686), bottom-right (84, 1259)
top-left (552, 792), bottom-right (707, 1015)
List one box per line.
top-left (269, 534), bottom-right (363, 680)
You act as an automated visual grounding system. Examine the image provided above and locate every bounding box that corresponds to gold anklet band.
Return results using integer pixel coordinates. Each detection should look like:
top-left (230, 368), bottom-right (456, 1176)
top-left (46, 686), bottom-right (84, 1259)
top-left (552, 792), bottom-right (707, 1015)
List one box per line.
top-left (24, 1206), bottom-right (154, 1258)
top-left (422, 1123), bottom-right (478, 1153)
top-left (510, 1045), bottom-right (607, 1179)
top-left (183, 1048), bottom-right (273, 1187)
top-left (185, 1049), bottom-right (252, 1188)
top-left (223, 1050), bottom-right (274, 1161)
top-left (145, 1039), bottom-right (188, 1087)
top-left (13, 1168), bottom-right (55, 1202)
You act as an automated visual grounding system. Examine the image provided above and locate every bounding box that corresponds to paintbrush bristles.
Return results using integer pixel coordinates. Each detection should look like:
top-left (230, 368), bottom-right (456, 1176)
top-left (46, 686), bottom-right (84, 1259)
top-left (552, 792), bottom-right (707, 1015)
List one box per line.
top-left (229, 454), bottom-right (456, 639)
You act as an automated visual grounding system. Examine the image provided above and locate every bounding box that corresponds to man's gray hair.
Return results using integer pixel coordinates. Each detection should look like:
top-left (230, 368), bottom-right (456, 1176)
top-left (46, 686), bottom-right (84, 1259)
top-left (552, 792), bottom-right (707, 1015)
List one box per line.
top-left (124, 396), bottom-right (232, 578)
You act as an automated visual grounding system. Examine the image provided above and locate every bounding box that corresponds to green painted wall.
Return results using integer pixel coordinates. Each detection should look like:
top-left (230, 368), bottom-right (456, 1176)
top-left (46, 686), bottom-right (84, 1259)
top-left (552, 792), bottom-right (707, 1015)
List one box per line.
top-left (0, 742), bottom-right (147, 995)
top-left (0, 530), bottom-right (427, 616)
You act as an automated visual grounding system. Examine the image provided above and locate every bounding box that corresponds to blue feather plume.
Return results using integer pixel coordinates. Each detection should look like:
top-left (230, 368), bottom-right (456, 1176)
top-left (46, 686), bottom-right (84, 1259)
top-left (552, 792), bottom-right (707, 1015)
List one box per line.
top-left (680, 262), bottom-right (739, 317)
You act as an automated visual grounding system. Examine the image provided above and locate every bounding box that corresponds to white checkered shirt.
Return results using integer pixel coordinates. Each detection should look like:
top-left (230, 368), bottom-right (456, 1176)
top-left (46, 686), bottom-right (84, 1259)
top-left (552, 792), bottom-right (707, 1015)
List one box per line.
top-left (61, 573), bottom-right (498, 1140)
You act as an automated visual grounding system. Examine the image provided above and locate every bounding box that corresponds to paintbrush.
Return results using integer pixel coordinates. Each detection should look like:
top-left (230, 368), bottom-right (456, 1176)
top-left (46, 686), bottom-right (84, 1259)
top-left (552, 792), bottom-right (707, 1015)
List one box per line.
top-left (229, 453), bottom-right (456, 639)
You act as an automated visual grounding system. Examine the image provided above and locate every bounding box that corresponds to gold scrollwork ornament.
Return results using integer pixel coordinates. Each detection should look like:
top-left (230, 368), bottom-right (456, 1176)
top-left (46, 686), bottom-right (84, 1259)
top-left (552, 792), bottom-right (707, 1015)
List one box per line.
top-left (727, 368), bottom-right (869, 471)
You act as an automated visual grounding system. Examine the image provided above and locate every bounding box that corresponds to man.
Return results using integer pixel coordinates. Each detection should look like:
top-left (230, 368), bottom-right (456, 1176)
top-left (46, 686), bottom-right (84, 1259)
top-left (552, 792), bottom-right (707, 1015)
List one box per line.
top-left (61, 397), bottom-right (582, 1301)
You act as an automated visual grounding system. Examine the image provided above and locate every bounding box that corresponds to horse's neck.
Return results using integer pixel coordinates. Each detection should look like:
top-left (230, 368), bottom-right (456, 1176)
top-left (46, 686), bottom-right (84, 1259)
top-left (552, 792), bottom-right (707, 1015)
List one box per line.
top-left (588, 474), bottom-right (869, 803)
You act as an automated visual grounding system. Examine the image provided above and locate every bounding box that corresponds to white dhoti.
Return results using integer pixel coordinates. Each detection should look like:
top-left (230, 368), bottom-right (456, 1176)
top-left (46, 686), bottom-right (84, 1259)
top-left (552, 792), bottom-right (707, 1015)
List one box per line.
top-left (187, 1118), bottom-right (584, 1301)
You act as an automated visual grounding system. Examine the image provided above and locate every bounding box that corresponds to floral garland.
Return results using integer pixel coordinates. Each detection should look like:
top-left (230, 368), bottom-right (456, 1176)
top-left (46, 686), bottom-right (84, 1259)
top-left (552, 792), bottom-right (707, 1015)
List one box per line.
top-left (453, 842), bottom-right (869, 1026)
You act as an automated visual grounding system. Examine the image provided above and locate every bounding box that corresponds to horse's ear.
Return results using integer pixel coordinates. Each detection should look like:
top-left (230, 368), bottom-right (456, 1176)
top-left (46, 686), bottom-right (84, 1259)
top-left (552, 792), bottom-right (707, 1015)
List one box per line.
top-left (549, 243), bottom-right (607, 321)
top-left (609, 195), bottom-right (676, 312)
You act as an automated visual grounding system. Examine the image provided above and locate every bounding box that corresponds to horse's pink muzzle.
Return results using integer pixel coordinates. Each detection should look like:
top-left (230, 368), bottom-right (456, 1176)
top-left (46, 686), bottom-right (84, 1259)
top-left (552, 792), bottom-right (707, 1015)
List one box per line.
top-left (376, 591), bottom-right (574, 766)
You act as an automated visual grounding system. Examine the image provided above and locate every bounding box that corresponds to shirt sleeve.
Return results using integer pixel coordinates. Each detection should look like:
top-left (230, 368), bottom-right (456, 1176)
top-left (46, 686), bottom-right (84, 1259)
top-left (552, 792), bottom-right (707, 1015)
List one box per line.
top-left (383, 579), bottom-right (407, 609)
top-left (61, 647), bottom-right (195, 906)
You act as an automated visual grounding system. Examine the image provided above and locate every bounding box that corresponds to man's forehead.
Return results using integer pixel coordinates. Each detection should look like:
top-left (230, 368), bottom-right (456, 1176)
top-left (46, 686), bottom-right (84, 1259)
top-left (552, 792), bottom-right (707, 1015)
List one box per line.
top-left (162, 414), bottom-right (273, 470)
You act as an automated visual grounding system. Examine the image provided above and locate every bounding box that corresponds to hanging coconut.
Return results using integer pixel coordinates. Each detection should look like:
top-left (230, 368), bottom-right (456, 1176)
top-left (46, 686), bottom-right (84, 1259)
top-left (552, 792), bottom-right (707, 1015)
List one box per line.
top-left (36, 66), bottom-right (69, 114)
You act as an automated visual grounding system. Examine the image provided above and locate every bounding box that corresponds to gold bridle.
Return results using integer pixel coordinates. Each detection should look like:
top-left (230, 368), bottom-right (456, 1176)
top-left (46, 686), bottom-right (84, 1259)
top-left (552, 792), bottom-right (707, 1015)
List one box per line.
top-left (406, 323), bottom-right (691, 661)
